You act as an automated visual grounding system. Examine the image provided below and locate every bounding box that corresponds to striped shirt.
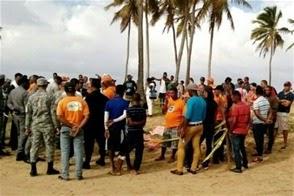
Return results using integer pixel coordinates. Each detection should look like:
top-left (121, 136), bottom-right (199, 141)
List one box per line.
top-left (252, 96), bottom-right (270, 124)
top-left (127, 105), bottom-right (146, 132)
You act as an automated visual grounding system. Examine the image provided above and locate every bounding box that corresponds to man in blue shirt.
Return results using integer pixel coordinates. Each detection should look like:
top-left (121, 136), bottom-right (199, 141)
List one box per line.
top-left (171, 83), bottom-right (206, 175)
top-left (104, 85), bottom-right (129, 175)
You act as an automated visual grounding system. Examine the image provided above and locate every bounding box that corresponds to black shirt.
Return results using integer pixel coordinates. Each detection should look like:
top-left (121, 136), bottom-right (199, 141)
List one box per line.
top-left (85, 90), bottom-right (108, 126)
top-left (127, 105), bottom-right (146, 132)
top-left (278, 91), bottom-right (294, 113)
top-left (204, 99), bottom-right (218, 124)
top-left (123, 80), bottom-right (137, 96)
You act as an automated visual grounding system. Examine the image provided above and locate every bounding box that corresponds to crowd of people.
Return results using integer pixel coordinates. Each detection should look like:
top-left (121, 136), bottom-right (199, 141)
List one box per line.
top-left (0, 72), bottom-right (293, 180)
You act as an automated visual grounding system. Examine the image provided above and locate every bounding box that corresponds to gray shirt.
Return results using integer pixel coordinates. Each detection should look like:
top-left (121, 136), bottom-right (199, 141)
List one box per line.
top-left (7, 86), bottom-right (28, 116)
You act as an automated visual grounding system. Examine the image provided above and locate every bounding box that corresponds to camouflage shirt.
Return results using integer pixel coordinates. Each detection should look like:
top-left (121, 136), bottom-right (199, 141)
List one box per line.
top-left (25, 89), bottom-right (58, 129)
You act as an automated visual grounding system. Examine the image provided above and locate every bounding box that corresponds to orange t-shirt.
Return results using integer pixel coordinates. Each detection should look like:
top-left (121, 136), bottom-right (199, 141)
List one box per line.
top-left (103, 86), bottom-right (116, 99)
top-left (165, 98), bottom-right (185, 128)
top-left (214, 95), bottom-right (227, 121)
top-left (57, 96), bottom-right (90, 126)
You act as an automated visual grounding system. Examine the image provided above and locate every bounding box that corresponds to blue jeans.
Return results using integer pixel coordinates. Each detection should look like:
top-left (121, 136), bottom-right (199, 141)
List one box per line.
top-left (230, 133), bottom-right (248, 170)
top-left (60, 126), bottom-right (84, 179)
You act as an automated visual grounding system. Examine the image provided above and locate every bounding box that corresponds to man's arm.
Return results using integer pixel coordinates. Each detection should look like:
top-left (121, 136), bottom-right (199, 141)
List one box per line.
top-left (25, 99), bottom-right (32, 133)
top-left (57, 115), bottom-right (74, 128)
top-left (7, 92), bottom-right (14, 111)
top-left (253, 109), bottom-right (267, 123)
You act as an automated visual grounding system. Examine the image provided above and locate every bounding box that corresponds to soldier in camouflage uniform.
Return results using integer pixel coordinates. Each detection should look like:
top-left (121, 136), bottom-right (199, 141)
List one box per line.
top-left (0, 74), bottom-right (9, 155)
top-left (25, 78), bottom-right (60, 176)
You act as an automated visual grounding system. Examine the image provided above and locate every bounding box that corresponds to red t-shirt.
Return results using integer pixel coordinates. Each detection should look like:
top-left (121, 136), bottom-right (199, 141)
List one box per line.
top-left (230, 102), bottom-right (251, 135)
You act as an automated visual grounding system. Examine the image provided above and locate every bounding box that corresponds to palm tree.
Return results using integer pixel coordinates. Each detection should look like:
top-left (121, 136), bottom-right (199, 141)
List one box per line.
top-left (251, 6), bottom-right (287, 85)
top-left (144, 0), bottom-right (159, 80)
top-left (198, 0), bottom-right (251, 78)
top-left (286, 19), bottom-right (294, 51)
top-left (137, 0), bottom-right (145, 97)
top-left (105, 0), bottom-right (139, 81)
top-left (151, 0), bottom-right (178, 69)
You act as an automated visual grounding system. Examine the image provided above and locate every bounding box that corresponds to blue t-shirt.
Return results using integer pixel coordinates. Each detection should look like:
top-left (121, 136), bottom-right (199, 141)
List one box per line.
top-left (185, 96), bottom-right (207, 122)
top-left (105, 96), bottom-right (129, 120)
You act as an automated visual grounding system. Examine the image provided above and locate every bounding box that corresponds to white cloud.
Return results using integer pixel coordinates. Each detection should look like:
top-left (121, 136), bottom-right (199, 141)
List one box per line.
top-left (0, 0), bottom-right (293, 89)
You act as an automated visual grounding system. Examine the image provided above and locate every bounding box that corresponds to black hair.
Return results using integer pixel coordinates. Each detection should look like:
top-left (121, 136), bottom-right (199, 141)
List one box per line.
top-left (200, 77), bottom-right (205, 82)
top-left (90, 78), bottom-right (101, 89)
top-left (225, 77), bottom-right (232, 83)
top-left (169, 86), bottom-right (178, 93)
top-left (132, 93), bottom-right (141, 102)
top-left (19, 75), bottom-right (29, 85)
top-left (64, 82), bottom-right (76, 93)
top-left (215, 85), bottom-right (224, 92)
top-left (15, 73), bottom-right (23, 79)
top-left (256, 85), bottom-right (264, 96)
top-left (232, 90), bottom-right (241, 98)
top-left (70, 78), bottom-right (79, 86)
top-left (205, 86), bottom-right (214, 100)
top-left (116, 85), bottom-right (125, 97)
top-left (251, 82), bottom-right (257, 87)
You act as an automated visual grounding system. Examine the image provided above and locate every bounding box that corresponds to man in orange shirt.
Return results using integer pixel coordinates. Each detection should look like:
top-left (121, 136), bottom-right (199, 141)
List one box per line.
top-left (155, 87), bottom-right (185, 163)
top-left (101, 74), bottom-right (116, 99)
top-left (56, 82), bottom-right (89, 181)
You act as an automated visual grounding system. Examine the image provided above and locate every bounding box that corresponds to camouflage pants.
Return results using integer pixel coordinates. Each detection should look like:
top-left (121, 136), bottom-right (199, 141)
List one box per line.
top-left (30, 127), bottom-right (55, 163)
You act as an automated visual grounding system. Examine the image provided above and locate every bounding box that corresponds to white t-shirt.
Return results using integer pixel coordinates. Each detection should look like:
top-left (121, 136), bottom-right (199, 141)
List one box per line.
top-left (252, 96), bottom-right (270, 124)
top-left (159, 79), bottom-right (166, 94)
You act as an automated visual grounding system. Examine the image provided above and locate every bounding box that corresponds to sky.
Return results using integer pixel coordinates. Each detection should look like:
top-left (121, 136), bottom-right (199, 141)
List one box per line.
top-left (0, 0), bottom-right (293, 89)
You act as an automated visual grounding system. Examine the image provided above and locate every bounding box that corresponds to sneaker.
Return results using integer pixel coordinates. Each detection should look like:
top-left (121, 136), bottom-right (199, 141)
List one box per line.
top-left (58, 176), bottom-right (69, 181)
top-left (83, 162), bottom-right (91, 169)
top-left (230, 168), bottom-right (242, 173)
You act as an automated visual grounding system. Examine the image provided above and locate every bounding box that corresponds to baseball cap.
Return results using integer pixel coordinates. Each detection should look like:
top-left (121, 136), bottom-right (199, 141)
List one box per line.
top-left (37, 78), bottom-right (49, 86)
top-left (186, 83), bottom-right (198, 91)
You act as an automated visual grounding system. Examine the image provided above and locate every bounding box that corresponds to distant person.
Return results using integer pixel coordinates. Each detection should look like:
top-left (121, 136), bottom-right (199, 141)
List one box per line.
top-left (200, 77), bottom-right (205, 86)
top-left (155, 87), bottom-right (185, 163)
top-left (57, 82), bottom-right (89, 181)
top-left (47, 74), bottom-right (62, 96)
top-left (277, 81), bottom-right (293, 149)
top-left (244, 83), bottom-right (257, 106)
top-left (155, 72), bottom-right (170, 107)
top-left (243, 76), bottom-right (250, 92)
top-left (223, 77), bottom-right (235, 92)
top-left (7, 76), bottom-right (30, 162)
top-left (189, 77), bottom-right (194, 84)
top-left (235, 80), bottom-right (247, 101)
top-left (11, 73), bottom-right (23, 89)
top-left (28, 75), bottom-right (39, 95)
top-left (264, 85), bottom-right (279, 154)
top-left (102, 74), bottom-right (116, 100)
top-left (146, 77), bottom-right (156, 117)
top-left (229, 91), bottom-right (251, 173)
top-left (25, 78), bottom-right (59, 176)
top-left (83, 78), bottom-right (108, 169)
top-left (167, 75), bottom-right (176, 90)
top-left (252, 86), bottom-right (271, 162)
top-left (177, 80), bottom-right (185, 98)
top-left (123, 74), bottom-right (137, 100)
top-left (171, 83), bottom-right (206, 175)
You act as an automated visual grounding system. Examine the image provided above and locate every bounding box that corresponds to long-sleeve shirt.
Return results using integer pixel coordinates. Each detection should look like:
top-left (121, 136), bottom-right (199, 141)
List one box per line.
top-left (7, 86), bottom-right (28, 116)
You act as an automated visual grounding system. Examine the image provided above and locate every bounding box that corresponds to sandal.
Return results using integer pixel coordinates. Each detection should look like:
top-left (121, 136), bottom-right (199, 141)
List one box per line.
top-left (188, 169), bottom-right (197, 175)
top-left (170, 169), bottom-right (183, 175)
top-left (252, 157), bottom-right (263, 162)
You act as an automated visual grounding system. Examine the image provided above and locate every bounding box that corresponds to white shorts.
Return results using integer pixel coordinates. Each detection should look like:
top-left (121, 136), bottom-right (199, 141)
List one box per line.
top-left (277, 112), bottom-right (289, 131)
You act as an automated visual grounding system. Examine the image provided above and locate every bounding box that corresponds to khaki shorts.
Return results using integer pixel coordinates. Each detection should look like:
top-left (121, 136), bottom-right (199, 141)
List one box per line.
top-left (162, 127), bottom-right (179, 149)
top-left (277, 112), bottom-right (289, 131)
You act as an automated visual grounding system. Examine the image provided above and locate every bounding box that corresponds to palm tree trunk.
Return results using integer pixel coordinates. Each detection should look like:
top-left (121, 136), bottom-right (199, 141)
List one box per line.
top-left (175, 24), bottom-right (187, 83)
top-left (172, 23), bottom-right (178, 66)
top-left (208, 24), bottom-right (214, 78)
top-left (145, 0), bottom-right (150, 80)
top-left (269, 45), bottom-right (273, 85)
top-left (185, 2), bottom-right (197, 86)
top-left (137, 0), bottom-right (144, 98)
top-left (124, 22), bottom-right (131, 82)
